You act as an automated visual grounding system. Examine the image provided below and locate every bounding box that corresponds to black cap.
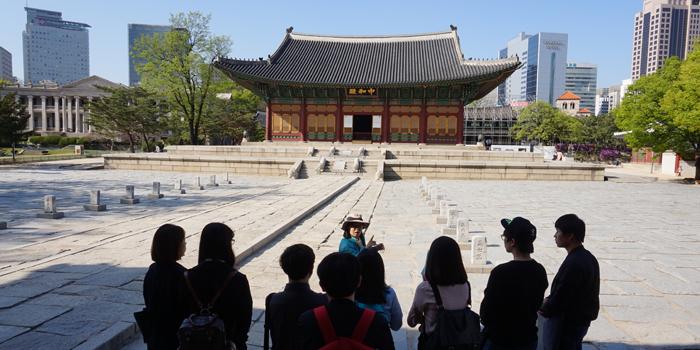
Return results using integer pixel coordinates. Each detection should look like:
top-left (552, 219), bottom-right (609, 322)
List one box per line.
top-left (500, 217), bottom-right (537, 242)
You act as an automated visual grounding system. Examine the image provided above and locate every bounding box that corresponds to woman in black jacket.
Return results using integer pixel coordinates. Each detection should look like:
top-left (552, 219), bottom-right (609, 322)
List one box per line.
top-left (143, 224), bottom-right (188, 350)
top-left (179, 222), bottom-right (253, 350)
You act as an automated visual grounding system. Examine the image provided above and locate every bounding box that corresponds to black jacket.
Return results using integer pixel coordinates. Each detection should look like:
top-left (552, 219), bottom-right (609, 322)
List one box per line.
top-left (480, 260), bottom-right (548, 349)
top-left (143, 262), bottom-right (187, 350)
top-left (296, 299), bottom-right (395, 350)
top-left (541, 246), bottom-right (600, 327)
top-left (179, 261), bottom-right (253, 350)
top-left (266, 283), bottom-right (328, 350)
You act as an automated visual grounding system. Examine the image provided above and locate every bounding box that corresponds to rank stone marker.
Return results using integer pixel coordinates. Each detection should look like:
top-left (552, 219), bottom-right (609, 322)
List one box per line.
top-left (221, 172), bottom-right (232, 184)
top-left (447, 208), bottom-right (459, 228)
top-left (148, 182), bottom-right (164, 199)
top-left (84, 190), bottom-right (107, 211)
top-left (456, 218), bottom-right (471, 250)
top-left (471, 236), bottom-right (487, 265)
top-left (431, 194), bottom-right (445, 214)
top-left (436, 200), bottom-right (449, 224)
top-left (206, 175), bottom-right (219, 187)
top-left (191, 177), bottom-right (204, 191)
top-left (120, 185), bottom-right (140, 205)
top-left (37, 195), bottom-right (64, 219)
top-left (171, 179), bottom-right (186, 194)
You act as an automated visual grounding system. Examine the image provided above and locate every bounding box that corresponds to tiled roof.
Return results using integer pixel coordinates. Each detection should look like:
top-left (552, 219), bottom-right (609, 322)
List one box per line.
top-left (577, 108), bottom-right (592, 114)
top-left (557, 91), bottom-right (581, 100)
top-left (214, 30), bottom-right (521, 86)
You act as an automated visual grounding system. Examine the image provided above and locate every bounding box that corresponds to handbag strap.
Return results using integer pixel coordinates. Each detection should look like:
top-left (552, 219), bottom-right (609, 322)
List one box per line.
top-left (184, 270), bottom-right (238, 311)
top-left (351, 308), bottom-right (376, 343)
top-left (313, 306), bottom-right (338, 344)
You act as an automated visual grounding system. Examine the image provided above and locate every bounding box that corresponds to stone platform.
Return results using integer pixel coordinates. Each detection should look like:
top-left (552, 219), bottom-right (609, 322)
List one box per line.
top-left (103, 144), bottom-right (606, 181)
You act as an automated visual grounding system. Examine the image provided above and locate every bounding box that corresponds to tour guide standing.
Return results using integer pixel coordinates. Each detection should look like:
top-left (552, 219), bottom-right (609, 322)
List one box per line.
top-left (339, 213), bottom-right (384, 256)
top-left (480, 217), bottom-right (548, 350)
top-left (539, 214), bottom-right (600, 350)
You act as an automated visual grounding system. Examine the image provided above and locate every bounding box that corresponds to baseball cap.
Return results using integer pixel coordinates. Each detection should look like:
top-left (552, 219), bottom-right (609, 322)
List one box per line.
top-left (500, 217), bottom-right (537, 242)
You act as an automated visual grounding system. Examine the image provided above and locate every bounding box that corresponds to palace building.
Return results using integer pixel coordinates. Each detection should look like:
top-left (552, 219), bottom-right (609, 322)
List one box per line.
top-left (214, 27), bottom-right (522, 144)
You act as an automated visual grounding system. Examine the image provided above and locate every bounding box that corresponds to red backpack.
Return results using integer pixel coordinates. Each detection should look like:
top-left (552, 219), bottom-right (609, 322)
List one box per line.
top-left (313, 306), bottom-right (375, 350)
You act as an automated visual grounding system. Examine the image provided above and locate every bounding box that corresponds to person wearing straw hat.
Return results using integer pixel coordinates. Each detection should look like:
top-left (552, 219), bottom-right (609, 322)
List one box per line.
top-left (339, 213), bottom-right (384, 256)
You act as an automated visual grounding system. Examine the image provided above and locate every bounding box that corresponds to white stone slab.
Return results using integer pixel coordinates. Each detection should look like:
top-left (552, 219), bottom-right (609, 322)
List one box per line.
top-left (471, 236), bottom-right (487, 265)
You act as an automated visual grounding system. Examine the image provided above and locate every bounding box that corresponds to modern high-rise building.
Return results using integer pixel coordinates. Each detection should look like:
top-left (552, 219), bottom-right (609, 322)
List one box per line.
top-left (22, 7), bottom-right (90, 85)
top-left (632, 0), bottom-right (700, 80)
top-left (0, 47), bottom-right (12, 82)
top-left (128, 23), bottom-right (172, 86)
top-left (595, 88), bottom-right (610, 116)
top-left (565, 62), bottom-right (597, 113)
top-left (497, 32), bottom-right (568, 106)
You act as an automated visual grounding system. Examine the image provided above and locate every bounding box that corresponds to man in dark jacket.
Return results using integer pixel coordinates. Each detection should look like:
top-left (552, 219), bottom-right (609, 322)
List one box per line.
top-left (540, 214), bottom-right (600, 350)
top-left (296, 252), bottom-right (395, 350)
top-left (266, 244), bottom-right (327, 350)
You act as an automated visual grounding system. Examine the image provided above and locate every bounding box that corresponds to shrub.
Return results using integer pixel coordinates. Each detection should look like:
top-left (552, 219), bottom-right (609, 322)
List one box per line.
top-left (29, 136), bottom-right (44, 145)
top-left (142, 141), bottom-right (156, 152)
top-left (77, 137), bottom-right (86, 145)
top-left (43, 135), bottom-right (62, 145)
top-left (58, 137), bottom-right (77, 147)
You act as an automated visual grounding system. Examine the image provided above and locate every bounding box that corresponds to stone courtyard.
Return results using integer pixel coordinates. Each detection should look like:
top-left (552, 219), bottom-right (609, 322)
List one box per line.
top-left (0, 159), bottom-right (699, 350)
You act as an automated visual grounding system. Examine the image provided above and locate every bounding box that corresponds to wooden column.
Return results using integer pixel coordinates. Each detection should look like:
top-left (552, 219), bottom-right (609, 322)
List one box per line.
top-left (419, 99), bottom-right (428, 144)
top-left (265, 102), bottom-right (272, 141)
top-left (457, 104), bottom-right (465, 145)
top-left (336, 99), bottom-right (343, 143)
top-left (300, 98), bottom-right (307, 141)
top-left (381, 100), bottom-right (390, 143)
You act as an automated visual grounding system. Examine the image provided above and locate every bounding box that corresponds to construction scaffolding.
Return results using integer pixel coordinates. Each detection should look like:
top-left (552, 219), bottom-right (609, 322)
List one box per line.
top-left (463, 94), bottom-right (537, 145)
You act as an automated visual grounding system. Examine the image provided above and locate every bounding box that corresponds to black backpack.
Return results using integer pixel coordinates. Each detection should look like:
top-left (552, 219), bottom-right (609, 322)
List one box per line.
top-left (422, 281), bottom-right (482, 350)
top-left (178, 270), bottom-right (237, 350)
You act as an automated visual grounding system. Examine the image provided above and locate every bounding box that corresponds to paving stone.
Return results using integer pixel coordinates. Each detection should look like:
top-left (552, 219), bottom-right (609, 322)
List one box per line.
top-left (604, 306), bottom-right (700, 323)
top-left (37, 317), bottom-right (110, 339)
top-left (25, 293), bottom-right (94, 307)
top-left (0, 304), bottom-right (70, 327)
top-left (0, 330), bottom-right (84, 350)
top-left (0, 297), bottom-right (26, 309)
top-left (0, 325), bottom-right (30, 344)
top-left (620, 322), bottom-right (698, 345)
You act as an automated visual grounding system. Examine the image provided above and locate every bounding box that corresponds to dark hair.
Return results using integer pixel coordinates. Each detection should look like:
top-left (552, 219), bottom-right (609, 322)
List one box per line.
top-left (279, 244), bottom-right (315, 280)
top-left (555, 214), bottom-right (586, 243)
top-left (503, 230), bottom-right (534, 254)
top-left (355, 248), bottom-right (387, 305)
top-left (151, 224), bottom-right (185, 263)
top-left (425, 236), bottom-right (468, 286)
top-left (317, 252), bottom-right (361, 298)
top-left (198, 223), bottom-right (236, 267)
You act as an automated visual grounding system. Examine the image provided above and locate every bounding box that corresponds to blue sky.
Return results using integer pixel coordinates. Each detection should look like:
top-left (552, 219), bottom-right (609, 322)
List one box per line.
top-left (1, 0), bottom-right (640, 88)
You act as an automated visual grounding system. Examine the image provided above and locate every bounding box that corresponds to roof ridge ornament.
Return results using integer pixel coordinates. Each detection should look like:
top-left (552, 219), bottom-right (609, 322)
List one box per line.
top-left (450, 25), bottom-right (457, 31)
top-left (286, 26), bottom-right (293, 34)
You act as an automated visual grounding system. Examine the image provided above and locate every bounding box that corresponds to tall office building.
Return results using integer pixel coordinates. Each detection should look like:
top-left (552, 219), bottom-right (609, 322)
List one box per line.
top-left (0, 47), bottom-right (12, 81)
top-left (128, 24), bottom-right (172, 86)
top-left (565, 62), bottom-right (597, 113)
top-left (22, 7), bottom-right (90, 85)
top-left (632, 0), bottom-right (700, 80)
top-left (497, 32), bottom-right (568, 106)
top-left (595, 88), bottom-right (610, 116)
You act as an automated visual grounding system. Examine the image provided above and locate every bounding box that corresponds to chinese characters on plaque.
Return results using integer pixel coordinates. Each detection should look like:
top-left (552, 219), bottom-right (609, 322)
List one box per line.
top-left (346, 88), bottom-right (378, 97)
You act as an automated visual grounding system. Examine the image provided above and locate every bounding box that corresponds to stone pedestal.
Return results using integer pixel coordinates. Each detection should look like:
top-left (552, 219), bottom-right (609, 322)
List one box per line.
top-left (120, 185), bottom-right (140, 204)
top-left (171, 180), bottom-right (186, 194)
top-left (221, 172), bottom-right (232, 184)
top-left (441, 227), bottom-right (456, 236)
top-left (148, 182), bottom-right (164, 199)
top-left (206, 175), bottom-right (219, 187)
top-left (190, 177), bottom-right (204, 190)
top-left (84, 190), bottom-right (107, 211)
top-left (38, 195), bottom-right (64, 219)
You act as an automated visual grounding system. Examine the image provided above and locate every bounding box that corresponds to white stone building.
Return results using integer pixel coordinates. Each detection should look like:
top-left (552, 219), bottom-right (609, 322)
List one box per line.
top-left (0, 75), bottom-right (121, 136)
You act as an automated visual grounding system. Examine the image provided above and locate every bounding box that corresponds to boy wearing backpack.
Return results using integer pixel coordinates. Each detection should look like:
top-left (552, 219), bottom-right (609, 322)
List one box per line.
top-left (296, 252), bottom-right (395, 350)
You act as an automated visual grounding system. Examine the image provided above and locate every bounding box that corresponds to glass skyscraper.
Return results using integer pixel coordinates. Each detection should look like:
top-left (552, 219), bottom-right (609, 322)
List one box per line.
top-left (22, 7), bottom-right (90, 85)
top-left (128, 24), bottom-right (172, 86)
top-left (497, 32), bottom-right (568, 106)
top-left (565, 62), bottom-right (598, 113)
top-left (0, 47), bottom-right (12, 82)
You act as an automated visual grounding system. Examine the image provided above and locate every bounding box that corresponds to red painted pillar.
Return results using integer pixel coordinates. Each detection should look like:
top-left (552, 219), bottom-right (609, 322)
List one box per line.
top-left (457, 104), bottom-right (465, 145)
top-left (336, 100), bottom-right (343, 143)
top-left (382, 101), bottom-right (390, 143)
top-left (300, 98), bottom-right (307, 141)
top-left (265, 102), bottom-right (272, 141)
top-left (419, 100), bottom-right (427, 144)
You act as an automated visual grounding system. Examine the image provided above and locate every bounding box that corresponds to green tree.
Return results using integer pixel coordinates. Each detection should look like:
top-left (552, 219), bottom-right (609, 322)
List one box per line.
top-left (201, 89), bottom-right (261, 144)
top-left (132, 11), bottom-right (232, 145)
top-left (0, 91), bottom-right (30, 162)
top-left (580, 113), bottom-right (621, 145)
top-left (511, 100), bottom-right (582, 144)
top-left (616, 54), bottom-right (700, 181)
top-left (85, 86), bottom-right (168, 153)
